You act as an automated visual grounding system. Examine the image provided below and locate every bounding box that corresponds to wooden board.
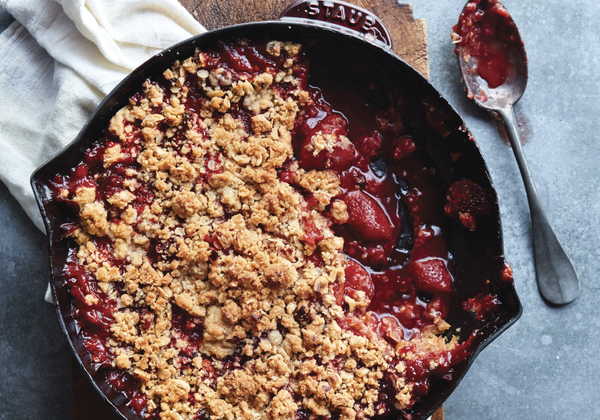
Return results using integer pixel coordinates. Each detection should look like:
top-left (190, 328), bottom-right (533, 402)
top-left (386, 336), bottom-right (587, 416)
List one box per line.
top-left (179, 0), bottom-right (429, 78)
top-left (72, 1), bottom-right (440, 419)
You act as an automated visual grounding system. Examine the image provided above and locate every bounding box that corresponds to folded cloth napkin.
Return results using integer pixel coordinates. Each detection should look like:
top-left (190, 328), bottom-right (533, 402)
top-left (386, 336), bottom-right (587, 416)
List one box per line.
top-left (0, 0), bottom-right (205, 301)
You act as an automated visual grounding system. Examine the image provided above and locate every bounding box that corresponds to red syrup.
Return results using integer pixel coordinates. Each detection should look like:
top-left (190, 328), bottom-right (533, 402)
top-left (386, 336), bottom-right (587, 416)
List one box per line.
top-left (454, 0), bottom-right (522, 88)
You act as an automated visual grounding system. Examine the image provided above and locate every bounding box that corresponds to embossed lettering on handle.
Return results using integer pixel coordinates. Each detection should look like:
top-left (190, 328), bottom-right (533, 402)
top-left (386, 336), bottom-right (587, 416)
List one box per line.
top-left (279, 0), bottom-right (393, 50)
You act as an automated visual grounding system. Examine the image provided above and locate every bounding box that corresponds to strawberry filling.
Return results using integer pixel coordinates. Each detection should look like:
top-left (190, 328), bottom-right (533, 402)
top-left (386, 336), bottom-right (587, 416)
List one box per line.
top-left (48, 38), bottom-right (503, 420)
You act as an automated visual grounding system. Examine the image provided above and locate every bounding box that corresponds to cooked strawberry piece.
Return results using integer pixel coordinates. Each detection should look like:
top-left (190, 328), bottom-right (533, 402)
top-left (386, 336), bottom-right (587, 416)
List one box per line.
top-left (219, 42), bottom-right (253, 73)
top-left (296, 104), bottom-right (329, 138)
top-left (327, 140), bottom-right (355, 171)
top-left (84, 337), bottom-right (112, 365)
top-left (425, 295), bottom-right (448, 321)
top-left (297, 145), bottom-right (321, 169)
top-left (307, 253), bottom-right (325, 268)
top-left (390, 299), bottom-right (421, 326)
top-left (201, 358), bottom-right (218, 383)
top-left (345, 259), bottom-right (375, 301)
top-left (379, 315), bottom-right (404, 343)
top-left (343, 190), bottom-right (395, 242)
top-left (331, 280), bottom-right (345, 306)
top-left (411, 258), bottom-right (453, 293)
top-left (393, 136), bottom-right (417, 160)
top-left (444, 179), bottom-right (489, 231)
top-left (302, 217), bottom-right (323, 245)
top-left (316, 114), bottom-right (347, 137)
top-left (128, 393), bottom-right (147, 414)
top-left (404, 358), bottom-right (431, 397)
top-left (445, 179), bottom-right (489, 214)
top-left (244, 45), bottom-right (277, 72)
top-left (356, 130), bottom-right (383, 160)
top-left (279, 169), bottom-right (297, 184)
top-left (298, 114), bottom-right (355, 172)
top-left (305, 194), bottom-right (319, 209)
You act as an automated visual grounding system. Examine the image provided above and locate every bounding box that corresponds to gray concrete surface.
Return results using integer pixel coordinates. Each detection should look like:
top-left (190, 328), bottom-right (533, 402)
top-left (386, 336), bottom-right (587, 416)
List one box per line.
top-left (1, 1), bottom-right (599, 419)
top-left (0, 10), bottom-right (72, 420)
top-left (0, 182), bottom-right (71, 419)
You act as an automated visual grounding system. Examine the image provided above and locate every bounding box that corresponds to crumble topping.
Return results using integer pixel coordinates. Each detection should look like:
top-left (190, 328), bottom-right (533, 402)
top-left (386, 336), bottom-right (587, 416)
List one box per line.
top-left (51, 39), bottom-right (486, 420)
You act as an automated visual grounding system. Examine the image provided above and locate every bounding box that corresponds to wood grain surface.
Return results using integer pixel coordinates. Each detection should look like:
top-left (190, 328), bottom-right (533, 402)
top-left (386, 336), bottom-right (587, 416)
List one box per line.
top-left (72, 1), bottom-right (440, 419)
top-left (179, 0), bottom-right (429, 78)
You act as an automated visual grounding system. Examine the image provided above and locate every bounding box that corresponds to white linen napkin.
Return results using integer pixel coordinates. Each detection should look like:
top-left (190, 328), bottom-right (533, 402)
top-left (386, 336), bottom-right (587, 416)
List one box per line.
top-left (0, 0), bottom-right (205, 302)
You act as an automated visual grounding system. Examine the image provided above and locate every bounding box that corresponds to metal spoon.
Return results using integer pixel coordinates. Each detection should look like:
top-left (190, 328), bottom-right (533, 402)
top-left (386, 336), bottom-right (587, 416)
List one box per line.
top-left (454, 0), bottom-right (580, 305)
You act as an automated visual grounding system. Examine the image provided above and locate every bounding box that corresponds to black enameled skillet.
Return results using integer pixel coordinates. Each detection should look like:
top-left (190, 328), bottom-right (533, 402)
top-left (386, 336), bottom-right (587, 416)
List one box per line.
top-left (31, 2), bottom-right (522, 419)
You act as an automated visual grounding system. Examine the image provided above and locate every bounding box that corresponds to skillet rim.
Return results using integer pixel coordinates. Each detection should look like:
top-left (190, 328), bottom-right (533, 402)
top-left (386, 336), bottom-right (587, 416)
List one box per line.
top-left (30, 20), bottom-right (523, 420)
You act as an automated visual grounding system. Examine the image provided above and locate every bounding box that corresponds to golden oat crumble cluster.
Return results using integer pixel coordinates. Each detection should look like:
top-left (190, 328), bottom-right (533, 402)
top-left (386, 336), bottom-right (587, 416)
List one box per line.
top-left (60, 40), bottom-right (465, 420)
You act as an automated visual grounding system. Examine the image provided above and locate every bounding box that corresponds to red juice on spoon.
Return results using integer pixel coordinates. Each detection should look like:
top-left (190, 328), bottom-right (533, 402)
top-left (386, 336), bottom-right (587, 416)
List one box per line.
top-left (453, 0), bottom-right (523, 88)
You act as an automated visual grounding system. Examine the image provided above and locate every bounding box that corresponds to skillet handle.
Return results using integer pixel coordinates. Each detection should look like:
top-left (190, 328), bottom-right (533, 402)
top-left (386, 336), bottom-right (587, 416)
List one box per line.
top-left (279, 0), bottom-right (393, 50)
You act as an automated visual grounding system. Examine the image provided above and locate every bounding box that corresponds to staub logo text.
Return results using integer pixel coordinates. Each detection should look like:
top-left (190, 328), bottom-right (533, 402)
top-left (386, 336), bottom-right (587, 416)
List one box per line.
top-left (305, 1), bottom-right (377, 32)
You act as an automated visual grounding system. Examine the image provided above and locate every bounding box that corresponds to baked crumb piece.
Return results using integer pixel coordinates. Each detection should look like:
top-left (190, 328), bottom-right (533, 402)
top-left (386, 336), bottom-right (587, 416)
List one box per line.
top-left (268, 389), bottom-right (298, 420)
top-left (80, 202), bottom-right (108, 237)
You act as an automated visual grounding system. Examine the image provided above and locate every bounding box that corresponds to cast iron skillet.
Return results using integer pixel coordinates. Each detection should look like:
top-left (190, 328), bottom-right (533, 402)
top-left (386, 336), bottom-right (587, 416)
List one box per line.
top-left (31, 5), bottom-right (522, 420)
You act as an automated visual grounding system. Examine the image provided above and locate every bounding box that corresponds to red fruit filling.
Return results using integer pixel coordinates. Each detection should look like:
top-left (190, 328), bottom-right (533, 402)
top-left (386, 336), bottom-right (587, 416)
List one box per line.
top-left (343, 190), bottom-right (396, 242)
top-left (46, 38), bottom-right (506, 420)
top-left (444, 178), bottom-right (489, 231)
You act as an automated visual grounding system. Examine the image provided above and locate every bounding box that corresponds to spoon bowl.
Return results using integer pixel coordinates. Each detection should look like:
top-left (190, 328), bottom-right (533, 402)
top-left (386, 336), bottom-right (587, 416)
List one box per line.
top-left (455, 0), bottom-right (528, 111)
top-left (454, 0), bottom-right (580, 305)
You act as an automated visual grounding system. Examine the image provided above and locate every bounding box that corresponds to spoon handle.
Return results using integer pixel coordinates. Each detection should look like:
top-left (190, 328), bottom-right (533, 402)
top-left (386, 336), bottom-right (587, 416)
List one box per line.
top-left (497, 107), bottom-right (580, 305)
